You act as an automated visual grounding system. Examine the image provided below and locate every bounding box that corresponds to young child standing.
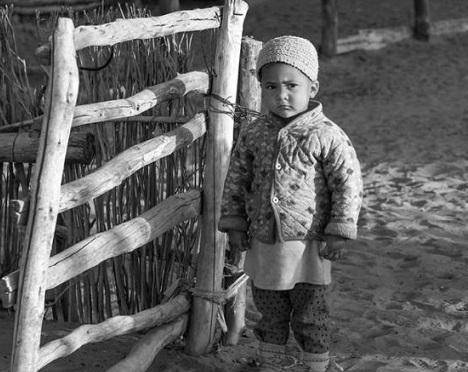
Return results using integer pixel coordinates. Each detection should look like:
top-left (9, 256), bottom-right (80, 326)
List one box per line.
top-left (219, 36), bottom-right (363, 372)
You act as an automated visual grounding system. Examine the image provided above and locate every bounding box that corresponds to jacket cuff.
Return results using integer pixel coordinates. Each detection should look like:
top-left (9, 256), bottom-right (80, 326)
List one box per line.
top-left (324, 222), bottom-right (357, 240)
top-left (218, 216), bottom-right (249, 232)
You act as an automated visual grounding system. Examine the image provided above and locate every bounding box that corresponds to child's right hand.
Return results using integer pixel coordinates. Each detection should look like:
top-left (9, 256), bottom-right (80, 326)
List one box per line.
top-left (227, 230), bottom-right (250, 253)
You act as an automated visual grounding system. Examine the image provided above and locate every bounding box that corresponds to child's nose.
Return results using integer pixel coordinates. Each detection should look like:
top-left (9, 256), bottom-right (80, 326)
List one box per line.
top-left (277, 87), bottom-right (288, 101)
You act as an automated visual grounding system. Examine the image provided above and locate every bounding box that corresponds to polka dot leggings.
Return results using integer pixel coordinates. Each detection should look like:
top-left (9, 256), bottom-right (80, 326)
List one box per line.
top-left (252, 283), bottom-right (330, 354)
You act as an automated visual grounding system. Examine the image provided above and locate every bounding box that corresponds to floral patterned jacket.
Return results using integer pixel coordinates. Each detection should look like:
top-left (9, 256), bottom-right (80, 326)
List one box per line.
top-left (218, 102), bottom-right (363, 244)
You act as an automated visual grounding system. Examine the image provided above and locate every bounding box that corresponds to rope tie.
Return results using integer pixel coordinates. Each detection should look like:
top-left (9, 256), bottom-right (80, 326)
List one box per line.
top-left (189, 272), bottom-right (249, 305)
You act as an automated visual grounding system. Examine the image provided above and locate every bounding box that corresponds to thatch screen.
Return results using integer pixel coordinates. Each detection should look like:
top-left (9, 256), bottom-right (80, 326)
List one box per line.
top-left (0, 5), bottom-right (216, 323)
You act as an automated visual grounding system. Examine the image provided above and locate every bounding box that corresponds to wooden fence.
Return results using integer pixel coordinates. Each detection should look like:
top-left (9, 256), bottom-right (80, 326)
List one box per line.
top-left (321, 0), bottom-right (468, 56)
top-left (1, 1), bottom-right (252, 370)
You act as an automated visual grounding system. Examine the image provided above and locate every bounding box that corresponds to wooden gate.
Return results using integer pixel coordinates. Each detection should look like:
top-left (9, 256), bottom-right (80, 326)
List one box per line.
top-left (3, 1), bottom-right (249, 370)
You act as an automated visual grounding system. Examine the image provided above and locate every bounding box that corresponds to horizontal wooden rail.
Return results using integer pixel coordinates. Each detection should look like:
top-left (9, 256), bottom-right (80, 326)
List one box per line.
top-left (107, 315), bottom-right (188, 372)
top-left (337, 17), bottom-right (468, 54)
top-left (35, 7), bottom-right (221, 59)
top-left (1, 190), bottom-right (201, 304)
top-left (72, 71), bottom-right (209, 128)
top-left (75, 7), bottom-right (221, 50)
top-left (0, 131), bottom-right (94, 163)
top-left (38, 294), bottom-right (190, 370)
top-left (60, 113), bottom-right (206, 212)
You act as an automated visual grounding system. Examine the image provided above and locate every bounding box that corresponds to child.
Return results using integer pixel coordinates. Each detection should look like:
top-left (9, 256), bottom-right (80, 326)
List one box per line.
top-left (218, 36), bottom-right (363, 372)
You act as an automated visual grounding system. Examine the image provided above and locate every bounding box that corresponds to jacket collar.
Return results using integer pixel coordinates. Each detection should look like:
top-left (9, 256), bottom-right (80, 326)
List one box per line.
top-left (267, 100), bottom-right (323, 129)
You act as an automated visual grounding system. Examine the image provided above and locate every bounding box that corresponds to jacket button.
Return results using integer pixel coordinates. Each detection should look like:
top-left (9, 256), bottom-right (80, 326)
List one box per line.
top-left (275, 163), bottom-right (281, 170)
top-left (272, 197), bottom-right (279, 204)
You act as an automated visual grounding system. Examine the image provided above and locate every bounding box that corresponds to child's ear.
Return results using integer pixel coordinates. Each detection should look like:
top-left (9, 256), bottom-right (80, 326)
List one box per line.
top-left (310, 81), bottom-right (319, 98)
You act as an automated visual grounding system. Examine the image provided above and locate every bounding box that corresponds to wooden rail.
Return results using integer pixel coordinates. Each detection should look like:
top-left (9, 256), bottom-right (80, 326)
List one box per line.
top-left (74, 7), bottom-right (221, 50)
top-left (60, 114), bottom-right (206, 212)
top-left (38, 294), bottom-right (190, 370)
top-left (0, 131), bottom-right (94, 163)
top-left (35, 7), bottom-right (222, 59)
top-left (2, 190), bottom-right (201, 301)
top-left (72, 71), bottom-right (209, 128)
top-left (107, 315), bottom-right (188, 372)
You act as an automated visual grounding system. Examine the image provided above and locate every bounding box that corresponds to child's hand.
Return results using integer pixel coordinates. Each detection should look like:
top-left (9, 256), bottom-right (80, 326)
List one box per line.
top-left (227, 230), bottom-right (250, 253)
top-left (319, 235), bottom-right (348, 261)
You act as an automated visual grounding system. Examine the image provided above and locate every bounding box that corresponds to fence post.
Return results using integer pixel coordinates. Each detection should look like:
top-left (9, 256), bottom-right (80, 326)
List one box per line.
top-left (10, 18), bottom-right (79, 372)
top-left (223, 36), bottom-right (262, 346)
top-left (414, 0), bottom-right (430, 41)
top-left (186, 0), bottom-right (248, 355)
top-left (320, 0), bottom-right (338, 57)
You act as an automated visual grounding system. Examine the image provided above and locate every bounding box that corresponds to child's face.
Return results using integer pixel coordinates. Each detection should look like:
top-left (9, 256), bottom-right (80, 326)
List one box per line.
top-left (261, 63), bottom-right (318, 119)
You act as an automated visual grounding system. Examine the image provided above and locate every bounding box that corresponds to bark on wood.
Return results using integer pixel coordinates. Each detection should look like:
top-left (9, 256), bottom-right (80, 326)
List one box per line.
top-left (106, 315), bottom-right (188, 372)
top-left (223, 36), bottom-right (262, 347)
top-left (186, 0), bottom-right (248, 356)
top-left (0, 131), bottom-right (94, 163)
top-left (37, 294), bottom-right (190, 370)
top-left (10, 18), bottom-right (79, 372)
top-left (321, 0), bottom-right (338, 57)
top-left (71, 71), bottom-right (209, 128)
top-left (60, 114), bottom-right (205, 212)
top-left (2, 190), bottom-right (201, 297)
top-left (414, 0), bottom-right (430, 41)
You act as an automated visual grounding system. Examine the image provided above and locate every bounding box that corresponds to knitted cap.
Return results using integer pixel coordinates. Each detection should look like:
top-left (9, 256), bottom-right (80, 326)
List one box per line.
top-left (256, 36), bottom-right (319, 82)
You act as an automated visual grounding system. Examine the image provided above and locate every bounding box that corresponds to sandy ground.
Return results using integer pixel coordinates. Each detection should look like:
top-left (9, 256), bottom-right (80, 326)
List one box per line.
top-left (1, 0), bottom-right (468, 371)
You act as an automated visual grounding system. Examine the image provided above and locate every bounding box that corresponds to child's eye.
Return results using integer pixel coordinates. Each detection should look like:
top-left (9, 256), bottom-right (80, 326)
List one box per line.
top-left (264, 84), bottom-right (276, 90)
top-left (287, 83), bottom-right (298, 89)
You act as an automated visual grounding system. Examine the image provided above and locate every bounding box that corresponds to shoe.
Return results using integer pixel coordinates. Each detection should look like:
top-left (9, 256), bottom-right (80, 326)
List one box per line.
top-left (255, 355), bottom-right (300, 371)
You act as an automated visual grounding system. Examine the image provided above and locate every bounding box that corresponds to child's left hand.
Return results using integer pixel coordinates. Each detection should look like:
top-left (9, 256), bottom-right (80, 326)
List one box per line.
top-left (319, 235), bottom-right (348, 261)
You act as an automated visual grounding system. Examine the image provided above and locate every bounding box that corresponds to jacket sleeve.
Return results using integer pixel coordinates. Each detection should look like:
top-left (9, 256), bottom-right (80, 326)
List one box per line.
top-left (218, 124), bottom-right (253, 232)
top-left (321, 128), bottom-right (363, 239)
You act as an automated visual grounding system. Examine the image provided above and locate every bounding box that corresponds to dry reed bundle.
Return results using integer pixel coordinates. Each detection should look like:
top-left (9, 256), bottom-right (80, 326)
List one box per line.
top-left (0, 7), bottom-right (40, 282)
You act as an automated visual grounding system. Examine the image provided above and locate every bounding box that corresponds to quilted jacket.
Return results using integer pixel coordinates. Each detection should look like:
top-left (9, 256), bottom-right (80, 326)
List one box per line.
top-left (218, 101), bottom-right (363, 243)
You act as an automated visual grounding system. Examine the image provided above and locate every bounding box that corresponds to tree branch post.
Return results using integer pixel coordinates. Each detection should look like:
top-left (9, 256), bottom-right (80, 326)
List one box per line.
top-left (321, 0), bottom-right (338, 57)
top-left (10, 18), bottom-right (79, 372)
top-left (223, 36), bottom-right (262, 346)
top-left (414, 0), bottom-right (430, 41)
top-left (185, 0), bottom-right (248, 355)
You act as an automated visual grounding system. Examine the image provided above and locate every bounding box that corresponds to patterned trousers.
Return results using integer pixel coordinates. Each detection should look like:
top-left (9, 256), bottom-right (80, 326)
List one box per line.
top-left (252, 282), bottom-right (330, 354)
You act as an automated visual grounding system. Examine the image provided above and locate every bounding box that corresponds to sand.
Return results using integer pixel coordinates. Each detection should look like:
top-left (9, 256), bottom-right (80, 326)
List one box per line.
top-left (1, 0), bottom-right (468, 371)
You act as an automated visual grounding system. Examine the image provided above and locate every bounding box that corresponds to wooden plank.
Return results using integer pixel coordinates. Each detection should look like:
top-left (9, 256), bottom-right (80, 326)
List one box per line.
top-left (106, 315), bottom-right (188, 372)
top-left (2, 190), bottom-right (201, 298)
top-left (10, 18), bottom-right (79, 372)
top-left (186, 0), bottom-right (248, 355)
top-left (60, 113), bottom-right (205, 212)
top-left (0, 131), bottom-right (94, 163)
top-left (320, 0), bottom-right (338, 57)
top-left (223, 36), bottom-right (262, 347)
top-left (72, 71), bottom-right (209, 128)
top-left (37, 294), bottom-right (190, 370)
